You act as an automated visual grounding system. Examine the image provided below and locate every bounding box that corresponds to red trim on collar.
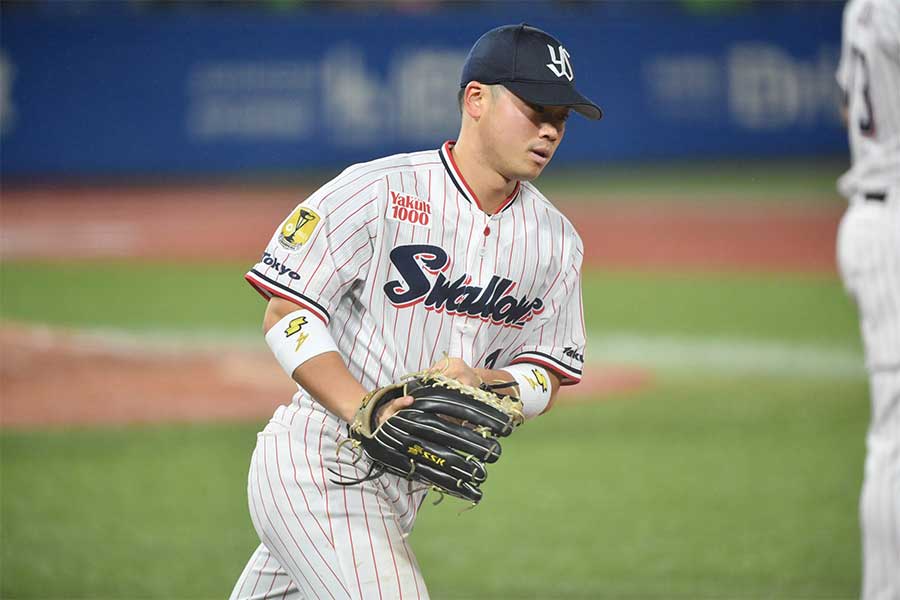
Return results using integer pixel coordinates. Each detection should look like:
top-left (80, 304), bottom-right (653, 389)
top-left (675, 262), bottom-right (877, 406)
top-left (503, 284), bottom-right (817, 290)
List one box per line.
top-left (441, 140), bottom-right (521, 215)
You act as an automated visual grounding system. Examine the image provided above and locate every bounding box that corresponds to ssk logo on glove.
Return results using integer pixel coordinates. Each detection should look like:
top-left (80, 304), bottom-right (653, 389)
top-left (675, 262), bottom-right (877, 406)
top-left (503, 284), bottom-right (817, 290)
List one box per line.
top-left (407, 444), bottom-right (446, 467)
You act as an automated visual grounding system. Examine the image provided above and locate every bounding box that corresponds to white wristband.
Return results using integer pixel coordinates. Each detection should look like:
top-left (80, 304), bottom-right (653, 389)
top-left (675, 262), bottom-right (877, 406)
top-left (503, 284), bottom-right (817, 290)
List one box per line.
top-left (502, 363), bottom-right (552, 419)
top-left (265, 310), bottom-right (340, 380)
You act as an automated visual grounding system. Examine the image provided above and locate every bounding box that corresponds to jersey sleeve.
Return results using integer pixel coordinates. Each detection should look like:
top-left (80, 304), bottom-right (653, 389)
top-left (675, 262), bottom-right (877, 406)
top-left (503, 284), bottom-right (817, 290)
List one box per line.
top-left (874, 0), bottom-right (900, 58)
top-left (507, 233), bottom-right (586, 386)
top-left (835, 0), bottom-right (854, 99)
top-left (245, 177), bottom-right (380, 324)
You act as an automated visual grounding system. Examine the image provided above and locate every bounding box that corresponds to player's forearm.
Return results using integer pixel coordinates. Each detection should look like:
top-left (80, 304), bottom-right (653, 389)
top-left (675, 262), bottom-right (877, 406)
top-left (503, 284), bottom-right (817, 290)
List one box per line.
top-left (264, 296), bottom-right (365, 422)
top-left (292, 352), bottom-right (367, 423)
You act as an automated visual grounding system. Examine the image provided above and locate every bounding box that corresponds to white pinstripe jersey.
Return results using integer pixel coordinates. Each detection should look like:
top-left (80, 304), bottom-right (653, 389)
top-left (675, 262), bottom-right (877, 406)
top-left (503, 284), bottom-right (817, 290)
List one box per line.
top-left (246, 141), bottom-right (586, 401)
top-left (836, 0), bottom-right (900, 199)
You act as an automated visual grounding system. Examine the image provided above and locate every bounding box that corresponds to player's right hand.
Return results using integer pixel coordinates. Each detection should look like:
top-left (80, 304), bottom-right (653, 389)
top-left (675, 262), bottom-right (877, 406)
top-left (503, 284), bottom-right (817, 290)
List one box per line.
top-left (428, 356), bottom-right (481, 387)
top-left (374, 394), bottom-right (414, 428)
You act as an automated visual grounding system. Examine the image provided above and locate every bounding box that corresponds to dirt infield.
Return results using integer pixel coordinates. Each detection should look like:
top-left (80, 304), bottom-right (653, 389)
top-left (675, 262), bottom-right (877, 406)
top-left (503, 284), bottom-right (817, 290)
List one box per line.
top-left (0, 323), bottom-right (651, 428)
top-left (0, 184), bottom-right (841, 428)
top-left (1, 183), bottom-right (842, 272)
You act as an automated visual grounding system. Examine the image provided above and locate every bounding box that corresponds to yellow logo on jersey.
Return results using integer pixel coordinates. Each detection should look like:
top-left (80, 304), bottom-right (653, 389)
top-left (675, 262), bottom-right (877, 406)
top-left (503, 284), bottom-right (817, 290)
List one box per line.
top-left (407, 444), bottom-right (446, 467)
top-left (279, 206), bottom-right (321, 250)
top-left (524, 369), bottom-right (549, 393)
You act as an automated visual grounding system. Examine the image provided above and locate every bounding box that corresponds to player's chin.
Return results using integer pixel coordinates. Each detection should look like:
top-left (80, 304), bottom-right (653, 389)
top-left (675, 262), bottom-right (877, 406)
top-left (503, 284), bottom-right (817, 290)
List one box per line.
top-left (516, 159), bottom-right (549, 181)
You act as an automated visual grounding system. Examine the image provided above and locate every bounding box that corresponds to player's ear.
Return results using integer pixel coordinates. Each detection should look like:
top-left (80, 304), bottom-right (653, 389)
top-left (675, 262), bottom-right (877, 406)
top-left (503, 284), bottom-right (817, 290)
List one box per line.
top-left (462, 82), bottom-right (487, 119)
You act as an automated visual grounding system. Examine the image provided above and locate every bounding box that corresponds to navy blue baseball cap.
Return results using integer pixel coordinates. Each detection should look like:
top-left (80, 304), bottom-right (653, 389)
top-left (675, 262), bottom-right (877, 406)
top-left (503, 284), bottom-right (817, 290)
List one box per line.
top-left (460, 23), bottom-right (602, 120)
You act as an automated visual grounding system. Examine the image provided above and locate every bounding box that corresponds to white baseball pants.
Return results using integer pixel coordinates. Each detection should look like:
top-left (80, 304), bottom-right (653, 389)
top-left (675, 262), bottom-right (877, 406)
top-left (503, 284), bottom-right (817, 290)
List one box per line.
top-left (837, 190), bottom-right (900, 600)
top-left (229, 403), bottom-right (430, 600)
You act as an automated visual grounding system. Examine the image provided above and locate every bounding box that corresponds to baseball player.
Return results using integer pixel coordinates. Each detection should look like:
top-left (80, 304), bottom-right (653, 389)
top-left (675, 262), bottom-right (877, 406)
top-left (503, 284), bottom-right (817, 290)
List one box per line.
top-left (835, 1), bottom-right (900, 598)
top-left (229, 23), bottom-right (600, 599)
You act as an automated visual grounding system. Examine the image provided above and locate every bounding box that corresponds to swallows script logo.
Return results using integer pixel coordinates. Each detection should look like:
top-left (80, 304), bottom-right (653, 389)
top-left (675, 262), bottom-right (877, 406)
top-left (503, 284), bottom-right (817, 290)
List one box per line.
top-left (383, 244), bottom-right (544, 329)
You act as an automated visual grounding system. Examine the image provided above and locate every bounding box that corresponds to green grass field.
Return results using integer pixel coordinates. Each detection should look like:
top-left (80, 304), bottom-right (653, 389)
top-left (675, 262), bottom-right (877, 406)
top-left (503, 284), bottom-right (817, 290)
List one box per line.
top-left (0, 253), bottom-right (867, 598)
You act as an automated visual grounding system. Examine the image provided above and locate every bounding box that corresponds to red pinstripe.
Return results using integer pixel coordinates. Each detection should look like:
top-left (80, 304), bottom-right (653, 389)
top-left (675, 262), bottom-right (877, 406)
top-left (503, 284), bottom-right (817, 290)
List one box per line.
top-left (286, 420), bottom-right (333, 547)
top-left (263, 437), bottom-right (346, 599)
top-left (353, 179), bottom-right (390, 385)
top-left (365, 181), bottom-right (389, 315)
top-left (345, 454), bottom-right (421, 596)
top-left (425, 174), bottom-right (451, 367)
top-left (248, 551), bottom-right (270, 599)
top-left (251, 448), bottom-right (319, 599)
top-left (415, 170), bottom-right (435, 371)
top-left (376, 490), bottom-right (403, 600)
top-left (331, 213), bottom-right (378, 255)
top-left (507, 202), bottom-right (516, 277)
top-left (319, 161), bottom-right (440, 208)
top-left (289, 180), bottom-right (376, 288)
top-left (524, 199), bottom-right (542, 298)
top-left (388, 174), bottom-right (412, 381)
top-left (301, 247), bottom-right (332, 296)
top-left (360, 485), bottom-right (384, 600)
top-left (521, 199), bottom-right (528, 288)
top-left (318, 241), bottom-right (373, 298)
top-left (543, 210), bottom-right (563, 291)
top-left (371, 175), bottom-right (402, 384)
top-left (395, 518), bottom-right (421, 600)
top-left (472, 213), bottom-right (505, 367)
top-left (328, 256), bottom-right (374, 304)
top-left (336, 458), bottom-right (364, 600)
top-left (327, 198), bottom-right (378, 242)
top-left (372, 216), bottom-right (403, 386)
top-left (457, 213), bottom-right (478, 357)
top-left (302, 404), bottom-right (323, 497)
top-left (577, 277), bottom-right (586, 340)
top-left (319, 413), bottom-right (337, 550)
top-left (264, 555), bottom-right (280, 599)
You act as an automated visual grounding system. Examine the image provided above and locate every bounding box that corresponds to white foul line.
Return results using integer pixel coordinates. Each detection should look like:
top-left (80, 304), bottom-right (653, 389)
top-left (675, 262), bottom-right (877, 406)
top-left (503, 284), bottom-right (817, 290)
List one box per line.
top-left (587, 332), bottom-right (866, 379)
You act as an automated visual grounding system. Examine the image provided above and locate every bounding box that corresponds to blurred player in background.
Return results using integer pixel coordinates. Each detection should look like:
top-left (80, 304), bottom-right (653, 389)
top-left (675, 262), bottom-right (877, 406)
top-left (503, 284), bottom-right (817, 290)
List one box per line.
top-left (835, 0), bottom-right (900, 598)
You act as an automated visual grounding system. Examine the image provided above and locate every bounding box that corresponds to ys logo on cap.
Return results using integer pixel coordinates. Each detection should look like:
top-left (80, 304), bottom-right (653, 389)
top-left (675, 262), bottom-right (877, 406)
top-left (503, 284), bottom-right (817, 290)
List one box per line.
top-left (546, 45), bottom-right (573, 81)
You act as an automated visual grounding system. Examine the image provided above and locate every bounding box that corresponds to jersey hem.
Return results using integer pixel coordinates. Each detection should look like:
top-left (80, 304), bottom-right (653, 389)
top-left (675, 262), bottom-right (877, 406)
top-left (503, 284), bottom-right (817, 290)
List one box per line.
top-left (245, 270), bottom-right (331, 325)
top-left (510, 352), bottom-right (583, 385)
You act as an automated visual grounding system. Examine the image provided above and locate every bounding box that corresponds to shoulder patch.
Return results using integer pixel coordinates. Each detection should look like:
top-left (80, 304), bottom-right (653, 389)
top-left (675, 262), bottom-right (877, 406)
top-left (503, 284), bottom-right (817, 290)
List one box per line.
top-left (279, 206), bottom-right (321, 251)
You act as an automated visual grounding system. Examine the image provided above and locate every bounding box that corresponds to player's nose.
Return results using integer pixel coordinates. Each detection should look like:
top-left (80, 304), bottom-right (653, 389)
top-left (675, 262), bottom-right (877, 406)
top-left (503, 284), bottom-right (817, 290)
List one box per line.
top-left (538, 121), bottom-right (562, 143)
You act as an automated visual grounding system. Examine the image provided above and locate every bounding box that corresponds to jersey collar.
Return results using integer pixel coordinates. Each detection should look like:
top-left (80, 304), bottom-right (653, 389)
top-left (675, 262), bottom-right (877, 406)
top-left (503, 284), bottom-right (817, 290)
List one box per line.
top-left (439, 140), bottom-right (520, 215)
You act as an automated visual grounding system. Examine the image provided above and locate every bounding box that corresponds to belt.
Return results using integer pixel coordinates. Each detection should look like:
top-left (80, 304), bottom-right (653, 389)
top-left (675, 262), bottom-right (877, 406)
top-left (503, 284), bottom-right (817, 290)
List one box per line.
top-left (864, 191), bottom-right (886, 202)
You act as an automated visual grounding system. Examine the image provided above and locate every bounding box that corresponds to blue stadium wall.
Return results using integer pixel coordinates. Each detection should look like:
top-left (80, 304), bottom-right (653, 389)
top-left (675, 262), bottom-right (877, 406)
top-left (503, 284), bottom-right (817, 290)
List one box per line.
top-left (1, 4), bottom-right (845, 177)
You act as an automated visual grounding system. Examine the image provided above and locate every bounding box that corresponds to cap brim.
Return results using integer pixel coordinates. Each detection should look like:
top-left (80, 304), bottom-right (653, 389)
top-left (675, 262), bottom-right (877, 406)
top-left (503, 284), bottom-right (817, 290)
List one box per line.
top-left (503, 80), bottom-right (603, 120)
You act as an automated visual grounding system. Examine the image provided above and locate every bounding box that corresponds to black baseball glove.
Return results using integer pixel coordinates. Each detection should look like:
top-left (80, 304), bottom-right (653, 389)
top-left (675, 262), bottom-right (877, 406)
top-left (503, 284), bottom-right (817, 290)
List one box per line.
top-left (336, 372), bottom-right (524, 504)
